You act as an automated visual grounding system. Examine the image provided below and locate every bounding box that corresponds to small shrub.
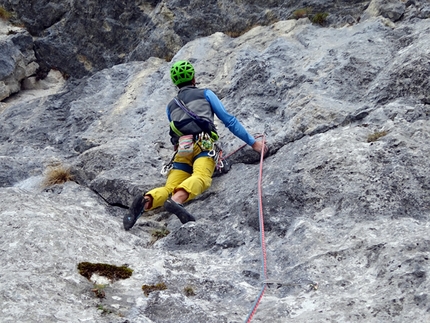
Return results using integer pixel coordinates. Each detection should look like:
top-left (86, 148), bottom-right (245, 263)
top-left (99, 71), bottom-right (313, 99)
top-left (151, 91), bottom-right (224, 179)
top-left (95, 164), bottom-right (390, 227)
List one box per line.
top-left (292, 7), bottom-right (312, 19)
top-left (311, 12), bottom-right (329, 26)
top-left (367, 130), bottom-right (388, 143)
top-left (0, 7), bottom-right (12, 20)
top-left (142, 282), bottom-right (167, 296)
top-left (184, 286), bottom-right (195, 297)
top-left (43, 165), bottom-right (74, 187)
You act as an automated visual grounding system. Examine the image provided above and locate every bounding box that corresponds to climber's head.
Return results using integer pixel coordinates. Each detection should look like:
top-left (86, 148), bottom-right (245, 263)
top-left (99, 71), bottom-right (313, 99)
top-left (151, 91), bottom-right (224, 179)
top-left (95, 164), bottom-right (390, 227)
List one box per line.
top-left (170, 60), bottom-right (195, 87)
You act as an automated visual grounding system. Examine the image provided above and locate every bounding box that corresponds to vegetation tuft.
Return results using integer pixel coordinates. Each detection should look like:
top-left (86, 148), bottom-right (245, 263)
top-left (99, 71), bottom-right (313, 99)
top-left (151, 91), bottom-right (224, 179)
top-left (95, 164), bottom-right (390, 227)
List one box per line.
top-left (367, 130), bottom-right (388, 143)
top-left (292, 8), bottom-right (329, 26)
top-left (184, 285), bottom-right (195, 297)
top-left (43, 165), bottom-right (74, 187)
top-left (292, 7), bottom-right (312, 19)
top-left (224, 25), bottom-right (257, 38)
top-left (0, 6), bottom-right (12, 20)
top-left (77, 262), bottom-right (133, 282)
top-left (311, 12), bottom-right (329, 26)
top-left (142, 282), bottom-right (167, 296)
top-left (151, 228), bottom-right (170, 241)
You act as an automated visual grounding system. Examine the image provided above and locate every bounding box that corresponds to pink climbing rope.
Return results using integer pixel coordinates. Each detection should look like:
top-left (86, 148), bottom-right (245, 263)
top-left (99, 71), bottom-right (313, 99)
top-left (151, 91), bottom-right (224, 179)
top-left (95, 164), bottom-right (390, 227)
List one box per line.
top-left (244, 134), bottom-right (268, 323)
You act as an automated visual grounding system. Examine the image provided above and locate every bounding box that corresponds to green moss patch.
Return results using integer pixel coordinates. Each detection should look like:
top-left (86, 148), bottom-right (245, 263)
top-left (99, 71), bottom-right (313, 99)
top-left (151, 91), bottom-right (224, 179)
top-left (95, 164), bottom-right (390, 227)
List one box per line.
top-left (78, 262), bottom-right (133, 282)
top-left (142, 282), bottom-right (167, 296)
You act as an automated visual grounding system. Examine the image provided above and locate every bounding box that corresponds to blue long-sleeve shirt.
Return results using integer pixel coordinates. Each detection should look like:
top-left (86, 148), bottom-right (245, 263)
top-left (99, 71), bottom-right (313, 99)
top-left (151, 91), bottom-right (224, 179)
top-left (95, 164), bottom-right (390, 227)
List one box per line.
top-left (166, 89), bottom-right (255, 146)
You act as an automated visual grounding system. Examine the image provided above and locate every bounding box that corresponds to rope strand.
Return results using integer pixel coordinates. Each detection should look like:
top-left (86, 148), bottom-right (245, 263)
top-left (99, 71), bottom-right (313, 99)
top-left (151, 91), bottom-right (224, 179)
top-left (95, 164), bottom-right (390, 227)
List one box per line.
top-left (244, 134), bottom-right (267, 323)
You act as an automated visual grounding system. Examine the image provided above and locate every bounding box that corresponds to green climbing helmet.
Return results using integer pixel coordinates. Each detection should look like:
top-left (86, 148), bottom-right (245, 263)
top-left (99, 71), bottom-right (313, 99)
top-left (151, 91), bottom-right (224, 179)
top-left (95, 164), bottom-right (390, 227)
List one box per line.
top-left (170, 61), bottom-right (195, 86)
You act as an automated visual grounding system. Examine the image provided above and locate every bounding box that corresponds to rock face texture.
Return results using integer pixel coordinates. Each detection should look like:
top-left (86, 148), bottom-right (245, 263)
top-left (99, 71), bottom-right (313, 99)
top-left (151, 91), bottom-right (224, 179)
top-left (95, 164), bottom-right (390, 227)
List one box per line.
top-left (0, 21), bottom-right (38, 100)
top-left (0, 0), bottom-right (374, 78)
top-left (1, 1), bottom-right (430, 323)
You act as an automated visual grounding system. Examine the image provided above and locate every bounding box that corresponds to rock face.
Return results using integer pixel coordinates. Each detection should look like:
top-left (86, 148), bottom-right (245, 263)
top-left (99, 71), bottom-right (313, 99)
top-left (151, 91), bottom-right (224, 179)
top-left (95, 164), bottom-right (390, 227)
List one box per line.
top-left (1, 2), bottom-right (430, 323)
top-left (0, 0), bottom-right (376, 79)
top-left (0, 22), bottom-right (38, 100)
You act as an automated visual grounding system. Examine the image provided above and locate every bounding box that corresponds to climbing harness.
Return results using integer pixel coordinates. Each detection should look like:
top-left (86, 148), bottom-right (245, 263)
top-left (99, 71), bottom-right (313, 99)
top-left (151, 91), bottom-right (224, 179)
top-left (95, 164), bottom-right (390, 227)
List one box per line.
top-left (162, 133), bottom-right (265, 176)
top-left (160, 132), bottom-right (224, 175)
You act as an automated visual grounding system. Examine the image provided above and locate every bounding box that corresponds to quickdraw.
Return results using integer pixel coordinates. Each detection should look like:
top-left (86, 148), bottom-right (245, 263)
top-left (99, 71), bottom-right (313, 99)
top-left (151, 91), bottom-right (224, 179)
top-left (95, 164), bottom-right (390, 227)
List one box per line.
top-left (160, 151), bottom-right (176, 175)
top-left (195, 133), bottom-right (224, 171)
top-left (213, 143), bottom-right (224, 171)
top-left (195, 132), bottom-right (222, 167)
top-left (196, 132), bottom-right (214, 151)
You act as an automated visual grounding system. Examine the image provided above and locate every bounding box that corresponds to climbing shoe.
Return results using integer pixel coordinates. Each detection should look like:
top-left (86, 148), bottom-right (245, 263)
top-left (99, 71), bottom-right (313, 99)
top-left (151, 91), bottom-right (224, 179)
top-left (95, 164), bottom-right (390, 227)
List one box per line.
top-left (164, 198), bottom-right (196, 224)
top-left (123, 194), bottom-right (148, 230)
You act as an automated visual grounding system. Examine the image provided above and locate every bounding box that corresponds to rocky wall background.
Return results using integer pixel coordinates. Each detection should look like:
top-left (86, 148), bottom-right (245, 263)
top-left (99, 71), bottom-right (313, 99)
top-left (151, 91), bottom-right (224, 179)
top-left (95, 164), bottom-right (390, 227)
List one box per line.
top-left (0, 0), bottom-right (430, 322)
top-left (0, 0), bottom-right (380, 79)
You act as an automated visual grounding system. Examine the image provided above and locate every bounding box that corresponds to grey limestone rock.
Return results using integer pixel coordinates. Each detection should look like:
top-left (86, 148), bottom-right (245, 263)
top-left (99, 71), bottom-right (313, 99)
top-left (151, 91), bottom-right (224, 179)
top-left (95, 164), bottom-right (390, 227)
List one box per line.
top-left (0, 28), bottom-right (38, 100)
top-left (0, 0), bottom-right (372, 78)
top-left (0, 7), bottom-right (429, 323)
top-left (363, 0), bottom-right (406, 22)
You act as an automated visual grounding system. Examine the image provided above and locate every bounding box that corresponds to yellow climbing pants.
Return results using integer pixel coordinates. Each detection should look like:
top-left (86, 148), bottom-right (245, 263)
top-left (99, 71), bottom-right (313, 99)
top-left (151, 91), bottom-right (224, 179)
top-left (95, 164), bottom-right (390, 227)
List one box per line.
top-left (146, 143), bottom-right (216, 210)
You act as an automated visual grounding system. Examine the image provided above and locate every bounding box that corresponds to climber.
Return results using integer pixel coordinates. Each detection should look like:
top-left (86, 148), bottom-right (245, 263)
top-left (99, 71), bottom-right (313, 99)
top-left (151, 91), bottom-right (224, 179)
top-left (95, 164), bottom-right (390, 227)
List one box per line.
top-left (123, 60), bottom-right (267, 230)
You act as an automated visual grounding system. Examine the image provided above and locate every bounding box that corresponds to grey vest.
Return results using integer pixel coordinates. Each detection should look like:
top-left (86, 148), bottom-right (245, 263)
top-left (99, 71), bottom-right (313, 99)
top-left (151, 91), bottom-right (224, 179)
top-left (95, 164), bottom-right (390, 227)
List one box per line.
top-left (168, 86), bottom-right (214, 123)
top-left (167, 86), bottom-right (217, 144)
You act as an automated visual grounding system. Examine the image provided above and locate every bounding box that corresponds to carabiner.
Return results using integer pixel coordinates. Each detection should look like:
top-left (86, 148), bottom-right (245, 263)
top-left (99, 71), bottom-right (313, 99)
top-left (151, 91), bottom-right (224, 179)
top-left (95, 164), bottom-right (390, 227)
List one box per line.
top-left (160, 164), bottom-right (173, 176)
